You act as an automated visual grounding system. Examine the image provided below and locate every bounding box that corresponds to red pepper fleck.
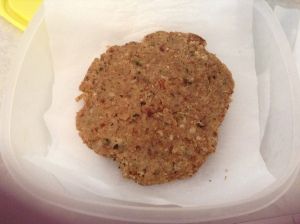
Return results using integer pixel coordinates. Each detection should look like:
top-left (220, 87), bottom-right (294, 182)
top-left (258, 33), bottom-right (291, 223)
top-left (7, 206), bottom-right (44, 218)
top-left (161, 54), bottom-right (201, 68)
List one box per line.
top-left (187, 34), bottom-right (207, 46)
top-left (159, 45), bottom-right (165, 52)
top-left (158, 79), bottom-right (166, 90)
top-left (168, 145), bottom-right (174, 153)
top-left (132, 128), bottom-right (138, 134)
top-left (144, 107), bottom-right (154, 117)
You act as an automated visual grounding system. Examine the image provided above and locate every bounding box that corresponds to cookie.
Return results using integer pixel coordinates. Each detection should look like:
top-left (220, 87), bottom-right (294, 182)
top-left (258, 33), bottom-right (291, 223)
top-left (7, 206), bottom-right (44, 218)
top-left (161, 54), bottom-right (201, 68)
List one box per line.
top-left (76, 31), bottom-right (234, 185)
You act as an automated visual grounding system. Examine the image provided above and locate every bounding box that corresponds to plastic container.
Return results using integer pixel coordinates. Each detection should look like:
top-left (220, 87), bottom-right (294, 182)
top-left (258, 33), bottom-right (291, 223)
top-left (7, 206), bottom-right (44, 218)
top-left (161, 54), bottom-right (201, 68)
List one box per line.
top-left (1, 0), bottom-right (300, 223)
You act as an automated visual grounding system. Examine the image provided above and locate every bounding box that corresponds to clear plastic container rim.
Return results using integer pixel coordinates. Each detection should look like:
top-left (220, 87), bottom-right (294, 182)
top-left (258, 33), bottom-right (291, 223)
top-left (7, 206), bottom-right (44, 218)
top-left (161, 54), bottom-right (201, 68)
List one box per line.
top-left (0, 0), bottom-right (300, 222)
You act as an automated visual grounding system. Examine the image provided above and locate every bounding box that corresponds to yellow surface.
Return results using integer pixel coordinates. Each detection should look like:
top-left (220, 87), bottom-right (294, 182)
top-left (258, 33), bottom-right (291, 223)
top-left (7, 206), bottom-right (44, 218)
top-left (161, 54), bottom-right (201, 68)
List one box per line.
top-left (0, 0), bottom-right (42, 31)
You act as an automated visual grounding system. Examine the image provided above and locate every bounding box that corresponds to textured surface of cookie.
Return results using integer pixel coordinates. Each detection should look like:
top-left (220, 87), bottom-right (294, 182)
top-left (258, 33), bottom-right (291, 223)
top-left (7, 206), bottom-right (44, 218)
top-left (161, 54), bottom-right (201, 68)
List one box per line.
top-left (76, 31), bottom-right (234, 185)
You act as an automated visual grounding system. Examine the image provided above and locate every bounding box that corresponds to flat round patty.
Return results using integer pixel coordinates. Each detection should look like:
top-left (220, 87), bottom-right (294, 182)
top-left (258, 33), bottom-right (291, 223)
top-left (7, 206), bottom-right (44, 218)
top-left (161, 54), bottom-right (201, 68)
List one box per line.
top-left (76, 31), bottom-right (234, 185)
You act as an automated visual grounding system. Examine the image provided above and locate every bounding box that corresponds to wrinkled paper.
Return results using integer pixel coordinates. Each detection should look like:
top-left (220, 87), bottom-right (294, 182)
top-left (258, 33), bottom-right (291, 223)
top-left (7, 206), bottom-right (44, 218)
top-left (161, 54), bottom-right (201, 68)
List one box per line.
top-left (27, 0), bottom-right (275, 207)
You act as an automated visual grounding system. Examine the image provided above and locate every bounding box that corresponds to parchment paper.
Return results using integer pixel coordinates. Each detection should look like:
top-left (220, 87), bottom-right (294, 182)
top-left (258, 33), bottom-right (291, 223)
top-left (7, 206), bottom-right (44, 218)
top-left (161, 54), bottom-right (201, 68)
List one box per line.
top-left (26, 0), bottom-right (275, 207)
